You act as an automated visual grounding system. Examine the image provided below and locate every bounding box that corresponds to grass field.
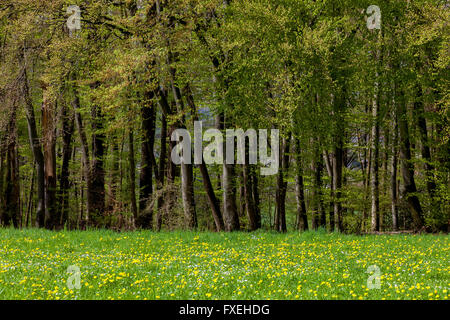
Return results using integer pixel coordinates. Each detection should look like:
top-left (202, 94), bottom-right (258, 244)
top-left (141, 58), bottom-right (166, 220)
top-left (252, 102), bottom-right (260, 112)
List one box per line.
top-left (0, 229), bottom-right (448, 300)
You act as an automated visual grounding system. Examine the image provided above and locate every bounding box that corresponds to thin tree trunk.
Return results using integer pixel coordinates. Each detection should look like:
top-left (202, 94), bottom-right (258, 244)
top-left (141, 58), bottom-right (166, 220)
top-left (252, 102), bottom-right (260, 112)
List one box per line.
top-left (5, 110), bottom-right (20, 227)
top-left (294, 138), bottom-right (308, 231)
top-left (0, 142), bottom-right (4, 225)
top-left (311, 140), bottom-right (325, 230)
top-left (156, 111), bottom-right (167, 231)
top-left (371, 91), bottom-right (380, 232)
top-left (107, 141), bottom-right (119, 213)
top-left (199, 162), bottom-right (225, 231)
top-left (243, 160), bottom-right (258, 231)
top-left (251, 165), bottom-right (261, 228)
top-left (333, 142), bottom-right (343, 232)
top-left (170, 78), bottom-right (197, 230)
top-left (26, 162), bottom-right (36, 229)
top-left (73, 91), bottom-right (91, 227)
top-left (128, 130), bottom-right (138, 224)
top-left (184, 84), bottom-right (224, 231)
top-left (391, 107), bottom-right (399, 231)
top-left (323, 151), bottom-right (334, 232)
top-left (275, 135), bottom-right (291, 232)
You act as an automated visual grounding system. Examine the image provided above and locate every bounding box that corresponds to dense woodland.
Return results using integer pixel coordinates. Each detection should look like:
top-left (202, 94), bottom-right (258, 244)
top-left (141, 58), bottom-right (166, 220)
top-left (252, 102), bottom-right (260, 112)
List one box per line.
top-left (0, 0), bottom-right (448, 233)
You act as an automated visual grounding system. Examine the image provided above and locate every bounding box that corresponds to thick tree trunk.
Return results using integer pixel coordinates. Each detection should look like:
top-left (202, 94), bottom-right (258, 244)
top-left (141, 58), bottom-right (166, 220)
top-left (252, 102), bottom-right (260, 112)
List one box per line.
top-left (223, 162), bottom-right (239, 231)
top-left (42, 84), bottom-right (58, 229)
top-left (138, 90), bottom-right (156, 228)
top-left (414, 85), bottom-right (436, 197)
top-left (397, 90), bottom-right (424, 231)
top-left (199, 162), bottom-right (225, 231)
top-left (22, 68), bottom-right (45, 228)
top-left (181, 155), bottom-right (197, 229)
top-left (58, 101), bottom-right (74, 228)
top-left (220, 114), bottom-right (240, 232)
top-left (90, 102), bottom-right (106, 227)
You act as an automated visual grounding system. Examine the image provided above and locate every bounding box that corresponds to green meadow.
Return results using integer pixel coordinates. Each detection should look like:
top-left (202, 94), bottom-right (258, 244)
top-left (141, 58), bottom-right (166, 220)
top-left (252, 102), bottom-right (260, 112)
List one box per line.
top-left (0, 229), bottom-right (448, 300)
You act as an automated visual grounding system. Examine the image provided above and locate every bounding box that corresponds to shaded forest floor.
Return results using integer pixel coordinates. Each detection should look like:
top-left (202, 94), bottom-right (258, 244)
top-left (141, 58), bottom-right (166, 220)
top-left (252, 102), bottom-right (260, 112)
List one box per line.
top-left (0, 229), bottom-right (448, 300)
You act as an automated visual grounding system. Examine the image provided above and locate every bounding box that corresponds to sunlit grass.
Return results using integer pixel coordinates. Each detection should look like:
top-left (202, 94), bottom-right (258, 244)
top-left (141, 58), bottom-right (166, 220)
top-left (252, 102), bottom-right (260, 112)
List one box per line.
top-left (0, 228), bottom-right (448, 300)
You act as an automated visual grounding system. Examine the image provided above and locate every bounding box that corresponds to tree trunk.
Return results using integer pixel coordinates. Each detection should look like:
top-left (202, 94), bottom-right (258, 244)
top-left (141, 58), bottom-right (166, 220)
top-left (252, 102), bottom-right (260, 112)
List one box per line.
top-left (26, 162), bottom-right (36, 228)
top-left (311, 141), bottom-right (325, 230)
top-left (138, 90), bottom-right (156, 228)
top-left (251, 165), bottom-right (261, 228)
top-left (275, 135), bottom-right (291, 232)
top-left (73, 92), bottom-right (91, 228)
top-left (128, 130), bottom-right (138, 224)
top-left (42, 84), bottom-right (58, 229)
top-left (199, 162), bottom-right (225, 231)
top-left (370, 91), bottom-right (380, 232)
top-left (397, 90), bottom-right (424, 231)
top-left (294, 138), bottom-right (308, 231)
top-left (181, 154), bottom-right (197, 229)
top-left (22, 67), bottom-right (45, 228)
top-left (90, 101), bottom-right (106, 227)
top-left (323, 151), bottom-right (334, 232)
top-left (220, 114), bottom-right (240, 232)
top-left (333, 141), bottom-right (343, 232)
top-left (414, 85), bottom-right (436, 197)
top-left (170, 78), bottom-right (197, 230)
top-left (156, 111), bottom-right (167, 231)
top-left (223, 162), bottom-right (239, 231)
top-left (391, 108), bottom-right (399, 231)
top-left (58, 101), bottom-right (74, 228)
top-left (184, 84), bottom-right (224, 231)
top-left (0, 142), bottom-right (4, 225)
top-left (5, 110), bottom-right (20, 227)
top-left (243, 160), bottom-right (258, 231)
